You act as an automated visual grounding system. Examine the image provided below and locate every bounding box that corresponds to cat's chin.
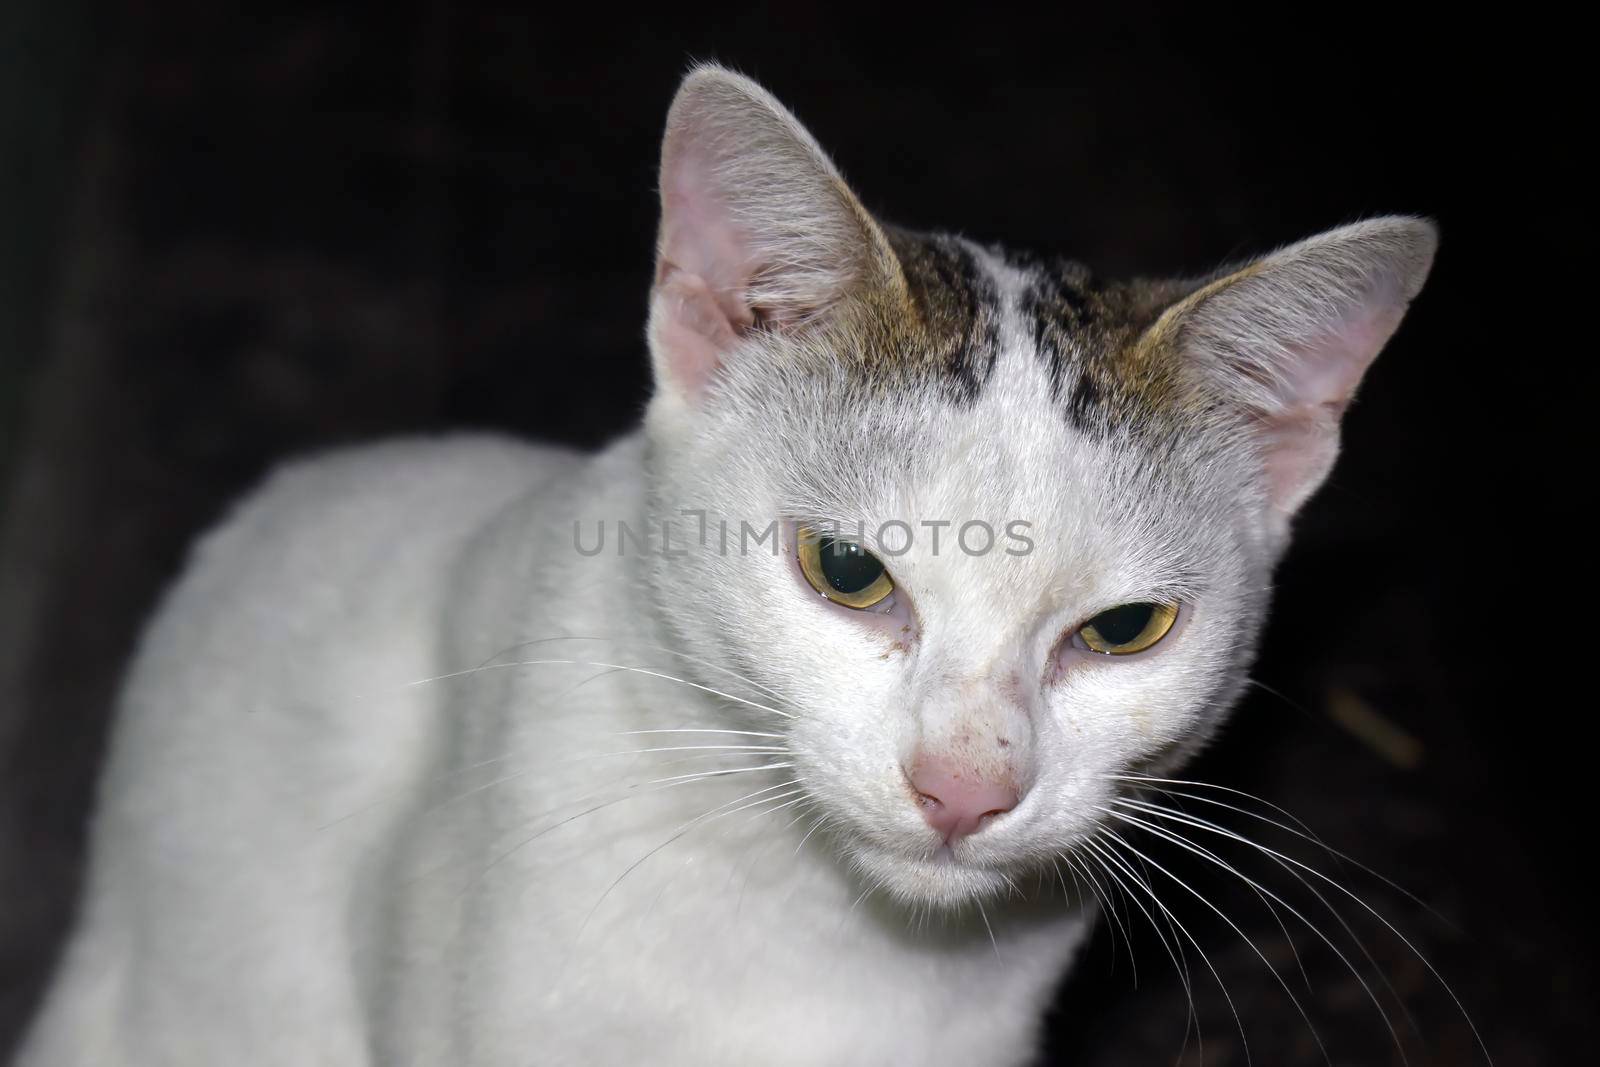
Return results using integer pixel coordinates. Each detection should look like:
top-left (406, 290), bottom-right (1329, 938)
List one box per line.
top-left (850, 844), bottom-right (1018, 909)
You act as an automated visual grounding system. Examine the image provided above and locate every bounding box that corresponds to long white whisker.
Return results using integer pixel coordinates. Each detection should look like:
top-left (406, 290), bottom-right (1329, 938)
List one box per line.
top-left (613, 728), bottom-right (788, 739)
top-left (778, 799), bottom-right (818, 836)
top-left (1117, 797), bottom-right (1457, 1059)
top-left (323, 745), bottom-right (757, 833)
top-left (1110, 773), bottom-right (1327, 844)
top-left (1096, 822), bottom-right (1330, 1066)
top-left (1093, 832), bottom-right (1259, 1067)
top-left (454, 764), bottom-right (795, 893)
top-left (476, 634), bottom-right (794, 704)
top-left (1080, 837), bottom-right (1213, 1066)
top-left (546, 779), bottom-right (808, 988)
top-left (1108, 803), bottom-right (1405, 1064)
top-left (320, 722), bottom-right (789, 831)
top-left (571, 745), bottom-right (790, 760)
top-left (1123, 789), bottom-right (1494, 1063)
top-left (401, 657), bottom-right (796, 720)
top-left (794, 812), bottom-right (831, 856)
top-left (1076, 838), bottom-right (1198, 1054)
top-left (1066, 849), bottom-right (1136, 986)
top-left (975, 898), bottom-right (1001, 961)
top-left (424, 750), bottom-right (789, 832)
top-left (1242, 676), bottom-right (1315, 717)
top-left (1111, 774), bottom-right (1451, 928)
top-left (1048, 857), bottom-right (1073, 905)
top-left (1122, 795), bottom-right (1317, 998)
top-left (740, 792), bottom-right (811, 826)
top-left (573, 781), bottom-right (810, 938)
top-left (844, 883), bottom-right (876, 930)
top-left (731, 797), bottom-right (819, 917)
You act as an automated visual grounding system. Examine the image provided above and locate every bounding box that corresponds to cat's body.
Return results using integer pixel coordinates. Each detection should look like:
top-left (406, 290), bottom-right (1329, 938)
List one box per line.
top-left (19, 434), bottom-right (1081, 1065)
top-left (19, 67), bottom-right (1435, 1066)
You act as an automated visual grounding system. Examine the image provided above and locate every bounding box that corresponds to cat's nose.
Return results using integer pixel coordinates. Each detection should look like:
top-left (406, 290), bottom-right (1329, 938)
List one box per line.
top-left (907, 757), bottom-right (1020, 843)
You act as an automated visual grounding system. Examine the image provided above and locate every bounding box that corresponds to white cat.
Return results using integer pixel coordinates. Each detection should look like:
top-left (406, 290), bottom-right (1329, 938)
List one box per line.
top-left (18, 66), bottom-right (1436, 1066)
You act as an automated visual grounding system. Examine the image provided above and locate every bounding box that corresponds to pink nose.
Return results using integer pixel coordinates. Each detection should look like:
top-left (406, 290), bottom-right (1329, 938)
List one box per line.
top-left (908, 757), bottom-right (1020, 843)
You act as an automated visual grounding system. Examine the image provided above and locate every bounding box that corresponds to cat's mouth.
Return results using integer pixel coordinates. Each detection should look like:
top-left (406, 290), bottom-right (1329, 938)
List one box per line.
top-left (850, 839), bottom-right (1022, 909)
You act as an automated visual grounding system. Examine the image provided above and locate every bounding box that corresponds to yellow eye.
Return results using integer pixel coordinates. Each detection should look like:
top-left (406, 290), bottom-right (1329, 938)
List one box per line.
top-left (1077, 601), bottom-right (1179, 655)
top-left (797, 527), bottom-right (895, 610)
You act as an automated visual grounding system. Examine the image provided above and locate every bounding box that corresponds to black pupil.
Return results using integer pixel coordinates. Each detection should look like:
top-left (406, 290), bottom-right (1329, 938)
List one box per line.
top-left (1091, 603), bottom-right (1154, 646)
top-left (817, 537), bottom-right (885, 594)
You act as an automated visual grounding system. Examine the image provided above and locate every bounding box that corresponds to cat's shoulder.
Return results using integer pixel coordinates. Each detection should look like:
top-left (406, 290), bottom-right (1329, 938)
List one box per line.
top-left (228, 433), bottom-right (573, 528)
top-left (197, 433), bottom-right (572, 557)
top-left (141, 433), bottom-right (581, 647)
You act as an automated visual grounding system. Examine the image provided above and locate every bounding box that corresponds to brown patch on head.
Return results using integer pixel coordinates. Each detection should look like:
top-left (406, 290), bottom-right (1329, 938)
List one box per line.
top-left (1015, 253), bottom-right (1203, 434)
top-left (799, 227), bottom-right (1003, 402)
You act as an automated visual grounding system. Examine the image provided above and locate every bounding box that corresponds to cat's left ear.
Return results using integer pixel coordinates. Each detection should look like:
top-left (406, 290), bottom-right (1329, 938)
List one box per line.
top-left (1151, 217), bottom-right (1437, 529)
top-left (647, 65), bottom-right (903, 404)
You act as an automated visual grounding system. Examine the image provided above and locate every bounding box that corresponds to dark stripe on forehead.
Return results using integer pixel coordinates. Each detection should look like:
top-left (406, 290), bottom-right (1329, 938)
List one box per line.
top-left (1013, 250), bottom-right (1193, 435)
top-left (829, 230), bottom-right (1193, 427)
top-left (877, 229), bottom-right (1002, 402)
top-left (1014, 254), bottom-right (1101, 402)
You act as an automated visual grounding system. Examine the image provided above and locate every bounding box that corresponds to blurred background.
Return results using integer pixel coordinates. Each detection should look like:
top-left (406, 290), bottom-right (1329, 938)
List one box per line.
top-left (0, 3), bottom-right (1586, 1064)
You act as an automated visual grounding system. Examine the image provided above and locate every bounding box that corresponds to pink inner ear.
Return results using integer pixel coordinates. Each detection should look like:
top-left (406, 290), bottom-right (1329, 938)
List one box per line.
top-left (653, 269), bottom-right (752, 398)
top-left (1260, 406), bottom-right (1340, 517)
top-left (658, 156), bottom-right (757, 316)
top-left (1258, 301), bottom-right (1406, 516)
top-left (652, 143), bottom-right (762, 397)
top-left (1276, 302), bottom-right (1405, 415)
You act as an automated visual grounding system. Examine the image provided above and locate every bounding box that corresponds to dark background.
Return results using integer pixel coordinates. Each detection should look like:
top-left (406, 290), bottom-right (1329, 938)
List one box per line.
top-left (0, 4), bottom-right (1587, 1064)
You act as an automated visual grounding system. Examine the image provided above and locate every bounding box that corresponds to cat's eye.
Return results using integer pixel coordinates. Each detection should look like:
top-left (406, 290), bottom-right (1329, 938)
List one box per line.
top-left (796, 528), bottom-right (895, 610)
top-left (1076, 601), bottom-right (1179, 655)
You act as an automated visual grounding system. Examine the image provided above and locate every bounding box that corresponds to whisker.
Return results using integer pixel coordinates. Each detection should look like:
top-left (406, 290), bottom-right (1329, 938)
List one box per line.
top-left (1064, 849), bottom-right (1135, 985)
top-left (793, 812), bottom-right (831, 856)
top-left (1107, 803), bottom-right (1404, 1065)
top-left (1048, 857), bottom-right (1073, 905)
top-left (1093, 832), bottom-right (1257, 1067)
top-left (406, 761), bottom-right (772, 895)
top-left (422, 752), bottom-right (789, 833)
top-left (570, 745), bottom-right (790, 761)
top-left (547, 779), bottom-right (808, 988)
top-left (1123, 796), bottom-right (1318, 999)
top-left (613, 728), bottom-right (788, 739)
top-left (451, 764), bottom-right (796, 894)
top-left (475, 634), bottom-right (794, 704)
top-left (321, 730), bottom-right (789, 831)
top-left (1076, 838), bottom-right (1198, 1047)
top-left (778, 800), bottom-right (818, 836)
top-left (844, 883), bottom-right (876, 930)
top-left (388, 656), bottom-right (797, 722)
top-left (1117, 796), bottom-right (1483, 1061)
top-left (1243, 676), bottom-right (1315, 718)
top-left (1126, 841), bottom-right (1204, 1054)
top-left (1111, 774), bottom-right (1452, 929)
top-left (975, 898), bottom-right (1001, 961)
top-left (740, 791), bottom-right (811, 826)
top-left (1110, 773), bottom-right (1327, 845)
top-left (1096, 822), bottom-right (1330, 1066)
top-left (1080, 836), bottom-right (1215, 1067)
top-left (571, 780), bottom-right (810, 940)
top-left (732, 797), bottom-right (819, 917)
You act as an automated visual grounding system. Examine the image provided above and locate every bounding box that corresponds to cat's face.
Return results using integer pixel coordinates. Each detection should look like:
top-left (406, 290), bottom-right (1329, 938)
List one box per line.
top-left (640, 66), bottom-right (1433, 908)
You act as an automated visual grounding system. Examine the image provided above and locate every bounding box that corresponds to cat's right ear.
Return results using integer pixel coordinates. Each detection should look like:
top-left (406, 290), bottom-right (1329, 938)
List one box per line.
top-left (648, 65), bottom-right (900, 403)
top-left (1145, 217), bottom-right (1437, 535)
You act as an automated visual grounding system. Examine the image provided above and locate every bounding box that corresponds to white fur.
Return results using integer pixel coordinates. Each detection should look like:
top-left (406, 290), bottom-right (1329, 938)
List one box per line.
top-left (18, 67), bottom-right (1430, 1067)
top-left (16, 419), bottom-right (1094, 1065)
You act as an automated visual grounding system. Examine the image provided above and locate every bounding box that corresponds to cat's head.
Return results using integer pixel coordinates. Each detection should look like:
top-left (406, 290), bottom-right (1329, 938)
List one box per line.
top-left (639, 65), bottom-right (1434, 908)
